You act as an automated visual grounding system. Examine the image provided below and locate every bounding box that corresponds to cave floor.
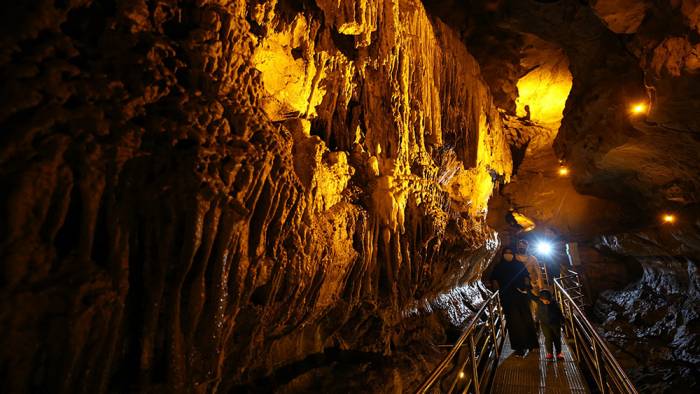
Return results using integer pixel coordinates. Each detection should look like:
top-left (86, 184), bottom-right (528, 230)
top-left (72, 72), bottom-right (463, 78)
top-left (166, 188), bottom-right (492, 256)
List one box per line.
top-left (491, 331), bottom-right (590, 394)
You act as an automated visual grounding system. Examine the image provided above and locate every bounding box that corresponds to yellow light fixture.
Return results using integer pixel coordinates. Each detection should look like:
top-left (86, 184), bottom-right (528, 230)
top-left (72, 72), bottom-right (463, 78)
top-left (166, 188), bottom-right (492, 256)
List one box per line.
top-left (662, 213), bottom-right (676, 224)
top-left (630, 102), bottom-right (648, 115)
top-left (459, 371), bottom-right (465, 379)
top-left (558, 166), bottom-right (570, 176)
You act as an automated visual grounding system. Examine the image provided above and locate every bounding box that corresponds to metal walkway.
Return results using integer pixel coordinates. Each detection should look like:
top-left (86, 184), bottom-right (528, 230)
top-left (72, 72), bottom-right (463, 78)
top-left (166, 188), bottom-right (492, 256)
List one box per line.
top-left (415, 270), bottom-right (638, 394)
top-left (491, 332), bottom-right (589, 394)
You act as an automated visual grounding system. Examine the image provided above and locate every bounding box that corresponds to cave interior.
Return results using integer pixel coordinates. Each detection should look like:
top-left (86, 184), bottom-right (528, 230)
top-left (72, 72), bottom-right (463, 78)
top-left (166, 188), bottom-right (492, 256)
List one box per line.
top-left (0, 0), bottom-right (699, 393)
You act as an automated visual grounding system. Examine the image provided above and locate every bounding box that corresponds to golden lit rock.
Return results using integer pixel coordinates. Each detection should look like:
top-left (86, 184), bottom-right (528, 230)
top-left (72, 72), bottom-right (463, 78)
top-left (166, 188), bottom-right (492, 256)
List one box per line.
top-left (317, 0), bottom-right (378, 47)
top-left (515, 35), bottom-right (572, 131)
top-left (293, 135), bottom-right (354, 214)
top-left (512, 212), bottom-right (536, 232)
top-left (252, 15), bottom-right (327, 120)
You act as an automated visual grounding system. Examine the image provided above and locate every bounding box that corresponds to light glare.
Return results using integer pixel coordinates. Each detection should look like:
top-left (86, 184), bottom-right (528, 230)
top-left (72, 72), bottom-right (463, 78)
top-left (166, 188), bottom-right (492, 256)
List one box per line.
top-left (536, 241), bottom-right (553, 256)
top-left (630, 102), bottom-right (647, 115)
top-left (558, 166), bottom-right (569, 176)
top-left (662, 214), bottom-right (676, 224)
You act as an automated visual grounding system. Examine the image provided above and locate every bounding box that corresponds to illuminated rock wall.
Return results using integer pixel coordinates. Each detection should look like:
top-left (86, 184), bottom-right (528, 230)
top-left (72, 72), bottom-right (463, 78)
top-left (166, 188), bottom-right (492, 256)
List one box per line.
top-left (506, 0), bottom-right (700, 213)
top-left (0, 0), bottom-right (511, 392)
top-left (514, 34), bottom-right (572, 134)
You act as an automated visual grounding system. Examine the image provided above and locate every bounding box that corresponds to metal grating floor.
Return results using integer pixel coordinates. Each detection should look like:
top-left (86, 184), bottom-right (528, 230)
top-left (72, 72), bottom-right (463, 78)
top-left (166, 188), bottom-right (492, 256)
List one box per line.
top-left (490, 331), bottom-right (590, 394)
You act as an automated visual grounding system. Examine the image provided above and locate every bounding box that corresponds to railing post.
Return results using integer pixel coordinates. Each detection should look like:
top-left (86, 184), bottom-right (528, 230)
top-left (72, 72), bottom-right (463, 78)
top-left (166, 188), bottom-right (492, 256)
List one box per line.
top-left (470, 336), bottom-right (480, 394)
top-left (593, 341), bottom-right (605, 394)
top-left (499, 297), bottom-right (506, 335)
top-left (419, 291), bottom-right (571, 394)
top-left (569, 300), bottom-right (580, 361)
top-left (489, 300), bottom-right (497, 360)
top-left (554, 275), bottom-right (639, 394)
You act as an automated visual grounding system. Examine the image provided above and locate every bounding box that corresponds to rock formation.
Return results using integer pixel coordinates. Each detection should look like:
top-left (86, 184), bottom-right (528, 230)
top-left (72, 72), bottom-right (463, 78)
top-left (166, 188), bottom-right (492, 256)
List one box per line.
top-left (592, 225), bottom-right (700, 393)
top-left (0, 0), bottom-right (698, 393)
top-left (0, 0), bottom-right (512, 392)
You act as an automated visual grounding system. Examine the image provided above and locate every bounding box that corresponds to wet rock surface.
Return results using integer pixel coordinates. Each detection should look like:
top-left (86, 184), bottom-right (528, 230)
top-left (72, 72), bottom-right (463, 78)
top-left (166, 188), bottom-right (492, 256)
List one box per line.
top-left (592, 231), bottom-right (700, 394)
top-left (0, 0), bottom-right (509, 392)
top-left (1, 0), bottom-right (699, 392)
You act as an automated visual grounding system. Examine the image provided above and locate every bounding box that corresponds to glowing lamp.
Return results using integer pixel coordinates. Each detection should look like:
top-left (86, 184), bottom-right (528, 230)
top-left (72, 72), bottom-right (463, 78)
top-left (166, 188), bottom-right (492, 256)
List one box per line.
top-left (558, 166), bottom-right (569, 176)
top-left (662, 213), bottom-right (676, 224)
top-left (535, 241), bottom-right (553, 256)
top-left (630, 102), bottom-right (648, 115)
top-left (459, 371), bottom-right (465, 379)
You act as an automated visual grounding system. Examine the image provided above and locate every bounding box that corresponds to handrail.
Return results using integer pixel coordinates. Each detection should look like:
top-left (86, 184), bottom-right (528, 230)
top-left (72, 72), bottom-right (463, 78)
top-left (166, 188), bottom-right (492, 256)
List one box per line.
top-left (554, 272), bottom-right (638, 394)
top-left (555, 269), bottom-right (587, 308)
top-left (415, 291), bottom-right (506, 394)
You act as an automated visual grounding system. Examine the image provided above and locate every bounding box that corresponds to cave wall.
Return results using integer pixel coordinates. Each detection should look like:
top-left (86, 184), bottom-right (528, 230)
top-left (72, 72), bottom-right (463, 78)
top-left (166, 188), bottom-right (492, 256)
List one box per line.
top-left (527, 0), bottom-right (700, 215)
top-left (592, 224), bottom-right (700, 393)
top-left (432, 0), bottom-right (699, 235)
top-left (0, 0), bottom-right (512, 392)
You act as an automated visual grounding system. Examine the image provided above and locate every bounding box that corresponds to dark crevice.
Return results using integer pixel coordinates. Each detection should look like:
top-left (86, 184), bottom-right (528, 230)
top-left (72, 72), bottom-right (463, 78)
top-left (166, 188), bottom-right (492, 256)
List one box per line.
top-left (230, 348), bottom-right (387, 393)
top-left (508, 139), bottom-right (529, 176)
top-left (329, 29), bottom-right (359, 61)
top-left (60, 0), bottom-right (116, 46)
top-left (54, 181), bottom-right (82, 263)
top-left (90, 195), bottom-right (110, 267)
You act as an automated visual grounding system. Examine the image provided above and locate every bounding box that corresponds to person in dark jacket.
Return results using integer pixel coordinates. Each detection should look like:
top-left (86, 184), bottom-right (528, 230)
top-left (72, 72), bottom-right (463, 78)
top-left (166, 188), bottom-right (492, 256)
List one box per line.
top-left (528, 289), bottom-right (564, 360)
top-left (489, 248), bottom-right (539, 357)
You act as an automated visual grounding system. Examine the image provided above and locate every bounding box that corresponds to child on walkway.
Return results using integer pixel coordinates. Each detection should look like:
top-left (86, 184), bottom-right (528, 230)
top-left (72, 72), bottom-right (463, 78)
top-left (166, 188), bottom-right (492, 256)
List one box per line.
top-left (529, 289), bottom-right (564, 360)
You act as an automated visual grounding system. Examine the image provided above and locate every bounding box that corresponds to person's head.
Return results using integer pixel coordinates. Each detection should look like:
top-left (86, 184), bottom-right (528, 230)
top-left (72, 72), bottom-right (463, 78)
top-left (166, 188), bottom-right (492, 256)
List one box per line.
top-left (502, 248), bottom-right (514, 262)
top-left (539, 289), bottom-right (553, 304)
top-left (517, 239), bottom-right (529, 254)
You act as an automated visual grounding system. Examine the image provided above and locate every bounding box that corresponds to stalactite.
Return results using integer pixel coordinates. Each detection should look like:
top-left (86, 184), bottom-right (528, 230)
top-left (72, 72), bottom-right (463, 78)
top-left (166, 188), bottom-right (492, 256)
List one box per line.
top-left (0, 0), bottom-right (516, 392)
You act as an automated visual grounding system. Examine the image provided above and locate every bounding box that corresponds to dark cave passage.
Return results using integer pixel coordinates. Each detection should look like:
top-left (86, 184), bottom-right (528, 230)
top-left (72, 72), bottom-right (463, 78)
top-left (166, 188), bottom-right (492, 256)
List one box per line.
top-left (0, 0), bottom-right (698, 393)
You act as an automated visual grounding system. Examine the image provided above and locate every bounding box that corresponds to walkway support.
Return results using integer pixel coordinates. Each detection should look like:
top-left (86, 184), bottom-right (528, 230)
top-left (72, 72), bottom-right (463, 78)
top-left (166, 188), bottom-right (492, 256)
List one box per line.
top-left (414, 292), bottom-right (506, 394)
top-left (554, 271), bottom-right (638, 394)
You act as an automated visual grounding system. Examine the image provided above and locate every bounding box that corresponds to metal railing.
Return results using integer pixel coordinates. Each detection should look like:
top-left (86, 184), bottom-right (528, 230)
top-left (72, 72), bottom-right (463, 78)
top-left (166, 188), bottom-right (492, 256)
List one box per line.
top-left (555, 269), bottom-right (587, 308)
top-left (554, 271), bottom-right (638, 394)
top-left (414, 291), bottom-right (506, 394)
